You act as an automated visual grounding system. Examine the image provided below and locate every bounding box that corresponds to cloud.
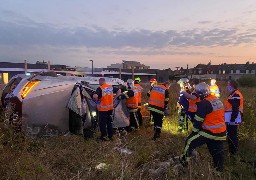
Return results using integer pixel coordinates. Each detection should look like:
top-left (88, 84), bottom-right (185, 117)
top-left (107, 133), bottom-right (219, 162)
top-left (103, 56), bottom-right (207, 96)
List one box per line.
top-left (94, 48), bottom-right (204, 56)
top-left (198, 21), bottom-right (212, 24)
top-left (0, 17), bottom-right (256, 50)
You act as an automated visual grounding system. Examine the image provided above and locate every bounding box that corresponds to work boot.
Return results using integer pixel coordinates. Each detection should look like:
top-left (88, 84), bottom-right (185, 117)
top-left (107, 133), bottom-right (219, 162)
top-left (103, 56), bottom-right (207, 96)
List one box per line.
top-left (153, 128), bottom-right (161, 141)
top-left (120, 129), bottom-right (127, 136)
top-left (97, 136), bottom-right (108, 142)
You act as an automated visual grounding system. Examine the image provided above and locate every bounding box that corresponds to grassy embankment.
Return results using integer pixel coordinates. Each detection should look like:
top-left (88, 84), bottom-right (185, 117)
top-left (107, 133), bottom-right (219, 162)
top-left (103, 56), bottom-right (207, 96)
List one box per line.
top-left (0, 82), bottom-right (255, 179)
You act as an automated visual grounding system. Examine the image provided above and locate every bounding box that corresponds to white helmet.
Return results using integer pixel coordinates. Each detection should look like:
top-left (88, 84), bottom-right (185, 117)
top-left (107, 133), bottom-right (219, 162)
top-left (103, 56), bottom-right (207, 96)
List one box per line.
top-left (127, 79), bottom-right (134, 87)
top-left (195, 82), bottom-right (210, 98)
top-left (210, 79), bottom-right (216, 86)
top-left (178, 78), bottom-right (191, 89)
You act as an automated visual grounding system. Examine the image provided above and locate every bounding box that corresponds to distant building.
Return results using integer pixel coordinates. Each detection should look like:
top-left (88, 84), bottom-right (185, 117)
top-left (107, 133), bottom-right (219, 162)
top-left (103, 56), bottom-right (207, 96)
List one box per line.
top-left (108, 60), bottom-right (150, 69)
top-left (190, 62), bottom-right (256, 80)
top-left (190, 63), bottom-right (218, 79)
top-left (0, 61), bottom-right (46, 84)
top-left (122, 60), bottom-right (150, 69)
top-left (107, 63), bottom-right (123, 69)
top-left (0, 61), bottom-right (68, 84)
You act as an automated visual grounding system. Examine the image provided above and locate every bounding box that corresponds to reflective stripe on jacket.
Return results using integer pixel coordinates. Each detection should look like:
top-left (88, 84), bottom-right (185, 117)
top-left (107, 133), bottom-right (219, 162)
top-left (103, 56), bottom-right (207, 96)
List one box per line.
top-left (202, 95), bottom-right (226, 135)
top-left (126, 87), bottom-right (139, 109)
top-left (134, 83), bottom-right (143, 105)
top-left (188, 97), bottom-right (200, 112)
top-left (149, 85), bottom-right (167, 108)
top-left (97, 83), bottom-right (114, 111)
top-left (224, 90), bottom-right (244, 113)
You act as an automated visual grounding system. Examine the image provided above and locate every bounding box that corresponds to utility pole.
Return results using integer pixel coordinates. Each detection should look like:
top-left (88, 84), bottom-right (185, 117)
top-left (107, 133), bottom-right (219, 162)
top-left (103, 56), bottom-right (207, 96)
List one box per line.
top-left (24, 60), bottom-right (28, 74)
top-left (48, 61), bottom-right (51, 71)
top-left (132, 65), bottom-right (134, 80)
top-left (89, 60), bottom-right (94, 76)
top-left (119, 67), bottom-right (122, 79)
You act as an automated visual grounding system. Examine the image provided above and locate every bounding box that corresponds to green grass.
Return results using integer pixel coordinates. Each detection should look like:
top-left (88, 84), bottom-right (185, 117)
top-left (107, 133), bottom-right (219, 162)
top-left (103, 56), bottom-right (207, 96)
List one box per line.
top-left (0, 83), bottom-right (255, 179)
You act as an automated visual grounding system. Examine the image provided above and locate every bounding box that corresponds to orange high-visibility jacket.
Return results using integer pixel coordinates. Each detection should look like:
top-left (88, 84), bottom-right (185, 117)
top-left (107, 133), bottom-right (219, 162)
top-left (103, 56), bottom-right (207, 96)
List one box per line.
top-left (134, 83), bottom-right (143, 105)
top-left (97, 83), bottom-right (114, 111)
top-left (126, 87), bottom-right (139, 109)
top-left (149, 84), bottom-right (167, 108)
top-left (188, 97), bottom-right (201, 112)
top-left (224, 90), bottom-right (244, 113)
top-left (202, 95), bottom-right (226, 134)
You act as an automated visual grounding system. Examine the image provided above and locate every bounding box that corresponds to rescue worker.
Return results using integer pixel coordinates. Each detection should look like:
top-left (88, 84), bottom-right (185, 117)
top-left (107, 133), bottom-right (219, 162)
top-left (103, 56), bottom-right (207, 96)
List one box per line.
top-left (118, 79), bottom-right (139, 130)
top-left (148, 81), bottom-right (170, 140)
top-left (134, 77), bottom-right (143, 126)
top-left (93, 78), bottom-right (114, 141)
top-left (147, 78), bottom-right (157, 125)
top-left (147, 78), bottom-right (157, 97)
top-left (224, 80), bottom-right (243, 155)
top-left (183, 78), bottom-right (200, 123)
top-left (177, 78), bottom-right (191, 133)
top-left (180, 82), bottom-right (226, 172)
top-left (210, 79), bottom-right (220, 98)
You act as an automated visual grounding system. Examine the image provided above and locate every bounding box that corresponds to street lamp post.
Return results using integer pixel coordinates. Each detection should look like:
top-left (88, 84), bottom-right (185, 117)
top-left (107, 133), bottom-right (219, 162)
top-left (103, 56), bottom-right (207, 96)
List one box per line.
top-left (89, 60), bottom-right (94, 76)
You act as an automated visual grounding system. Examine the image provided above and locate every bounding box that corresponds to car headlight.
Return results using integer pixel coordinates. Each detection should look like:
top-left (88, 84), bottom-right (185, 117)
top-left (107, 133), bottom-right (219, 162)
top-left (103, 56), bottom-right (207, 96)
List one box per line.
top-left (91, 111), bottom-right (97, 117)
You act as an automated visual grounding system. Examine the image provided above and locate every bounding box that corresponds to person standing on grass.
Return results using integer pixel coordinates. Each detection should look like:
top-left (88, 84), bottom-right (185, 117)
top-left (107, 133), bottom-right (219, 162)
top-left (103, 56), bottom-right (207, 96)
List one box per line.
top-left (177, 78), bottom-right (191, 133)
top-left (180, 82), bottom-right (226, 172)
top-left (148, 81), bottom-right (170, 140)
top-left (118, 79), bottom-right (139, 131)
top-left (224, 80), bottom-right (243, 156)
top-left (147, 78), bottom-right (158, 125)
top-left (182, 78), bottom-right (201, 123)
top-left (93, 78), bottom-right (114, 141)
top-left (134, 77), bottom-right (143, 126)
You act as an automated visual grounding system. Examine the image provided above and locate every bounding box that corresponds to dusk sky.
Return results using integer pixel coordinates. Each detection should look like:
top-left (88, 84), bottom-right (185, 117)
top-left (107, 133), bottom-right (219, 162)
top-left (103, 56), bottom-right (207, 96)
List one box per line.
top-left (1, 0), bottom-right (256, 69)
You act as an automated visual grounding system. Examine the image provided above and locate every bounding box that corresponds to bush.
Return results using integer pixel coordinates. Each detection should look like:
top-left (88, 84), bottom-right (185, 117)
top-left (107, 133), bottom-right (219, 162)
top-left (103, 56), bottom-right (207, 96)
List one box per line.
top-left (237, 75), bottom-right (256, 87)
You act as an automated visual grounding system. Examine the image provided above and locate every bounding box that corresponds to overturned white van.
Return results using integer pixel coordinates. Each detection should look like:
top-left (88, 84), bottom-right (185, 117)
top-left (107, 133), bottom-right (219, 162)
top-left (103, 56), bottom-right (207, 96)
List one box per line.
top-left (2, 73), bottom-right (129, 137)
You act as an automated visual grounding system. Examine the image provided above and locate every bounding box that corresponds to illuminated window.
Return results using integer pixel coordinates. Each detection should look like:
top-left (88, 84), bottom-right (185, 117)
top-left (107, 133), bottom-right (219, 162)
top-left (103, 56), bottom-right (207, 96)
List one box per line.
top-left (3, 73), bottom-right (8, 84)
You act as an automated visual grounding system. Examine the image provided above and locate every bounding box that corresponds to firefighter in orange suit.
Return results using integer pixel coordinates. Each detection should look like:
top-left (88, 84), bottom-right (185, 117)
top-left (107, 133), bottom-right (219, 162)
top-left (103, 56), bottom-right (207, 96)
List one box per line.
top-left (147, 78), bottom-right (157, 97)
top-left (224, 80), bottom-right (243, 155)
top-left (148, 81), bottom-right (170, 140)
top-left (182, 79), bottom-right (201, 123)
top-left (118, 79), bottom-right (139, 130)
top-left (180, 82), bottom-right (226, 172)
top-left (147, 78), bottom-right (158, 125)
top-left (93, 78), bottom-right (114, 141)
top-left (134, 77), bottom-right (143, 126)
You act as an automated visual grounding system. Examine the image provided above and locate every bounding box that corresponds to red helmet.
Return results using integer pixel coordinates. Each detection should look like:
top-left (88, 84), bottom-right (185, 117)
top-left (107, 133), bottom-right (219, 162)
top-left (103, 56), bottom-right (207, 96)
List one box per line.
top-left (150, 78), bottom-right (157, 83)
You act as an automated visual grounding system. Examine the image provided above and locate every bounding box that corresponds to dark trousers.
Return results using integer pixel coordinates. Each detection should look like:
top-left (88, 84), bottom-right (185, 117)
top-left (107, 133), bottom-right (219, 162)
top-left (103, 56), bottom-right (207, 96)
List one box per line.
top-left (227, 125), bottom-right (239, 155)
top-left (151, 111), bottom-right (164, 130)
top-left (129, 110), bottom-right (139, 129)
top-left (178, 108), bottom-right (188, 131)
top-left (187, 111), bottom-right (195, 123)
top-left (137, 107), bottom-right (143, 126)
top-left (98, 110), bottom-right (113, 138)
top-left (180, 132), bottom-right (224, 172)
